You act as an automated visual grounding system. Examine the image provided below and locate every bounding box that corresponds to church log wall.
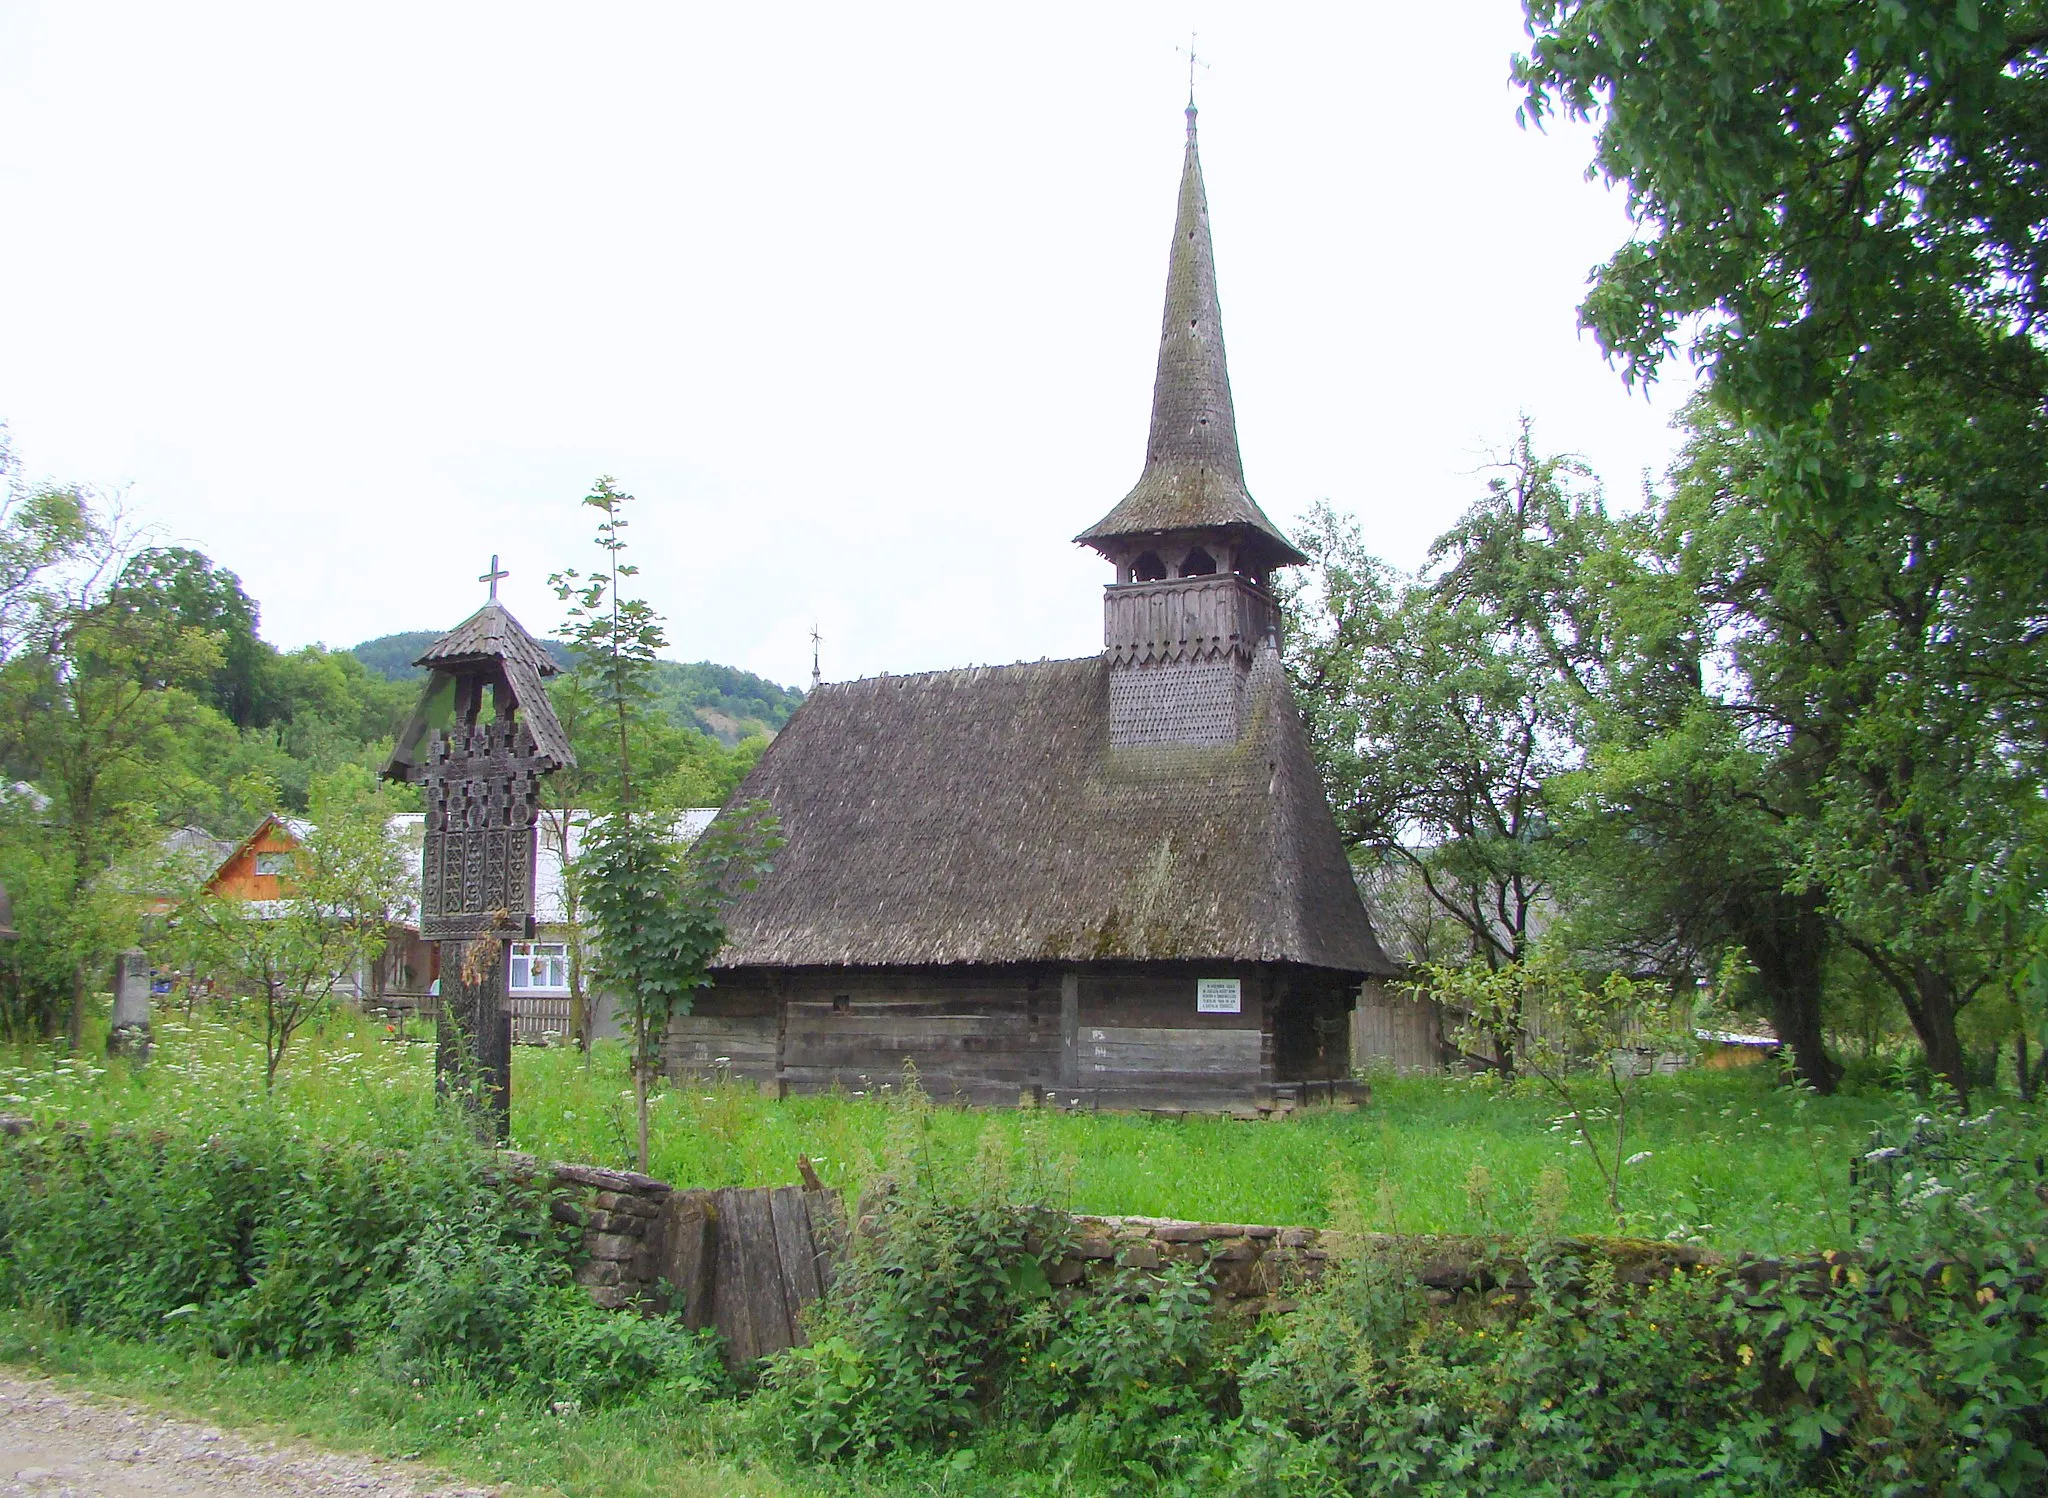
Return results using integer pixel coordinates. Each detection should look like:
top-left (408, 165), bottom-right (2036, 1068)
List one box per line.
top-left (672, 962), bottom-right (1357, 1109)
top-left (677, 968), bottom-right (1059, 1106)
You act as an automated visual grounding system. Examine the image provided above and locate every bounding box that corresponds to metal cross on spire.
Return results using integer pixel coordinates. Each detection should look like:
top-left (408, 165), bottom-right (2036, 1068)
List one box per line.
top-left (810, 622), bottom-right (823, 691)
top-left (1177, 31), bottom-right (1209, 107)
top-left (479, 554), bottom-right (509, 601)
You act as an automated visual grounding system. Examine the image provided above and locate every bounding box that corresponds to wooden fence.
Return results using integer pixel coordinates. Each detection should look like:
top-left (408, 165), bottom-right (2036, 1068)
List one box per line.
top-left (659, 1184), bottom-right (847, 1366)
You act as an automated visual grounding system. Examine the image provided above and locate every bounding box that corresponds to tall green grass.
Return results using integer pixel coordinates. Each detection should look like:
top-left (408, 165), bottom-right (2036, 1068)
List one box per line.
top-left (0, 1009), bottom-right (1936, 1254)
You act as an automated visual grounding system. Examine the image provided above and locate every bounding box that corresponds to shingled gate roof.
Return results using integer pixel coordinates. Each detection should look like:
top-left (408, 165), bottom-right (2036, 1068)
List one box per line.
top-left (381, 600), bottom-right (575, 777)
top-left (413, 601), bottom-right (562, 680)
top-left (1075, 106), bottom-right (1307, 569)
top-left (711, 649), bottom-right (1394, 975)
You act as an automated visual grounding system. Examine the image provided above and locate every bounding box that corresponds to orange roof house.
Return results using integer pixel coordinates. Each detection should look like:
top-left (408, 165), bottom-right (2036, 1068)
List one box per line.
top-left (202, 815), bottom-right (314, 903)
top-left (198, 814), bottom-right (436, 1011)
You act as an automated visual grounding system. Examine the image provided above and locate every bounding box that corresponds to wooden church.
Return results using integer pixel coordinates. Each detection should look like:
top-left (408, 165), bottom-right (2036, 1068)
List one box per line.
top-left (671, 106), bottom-right (1396, 1109)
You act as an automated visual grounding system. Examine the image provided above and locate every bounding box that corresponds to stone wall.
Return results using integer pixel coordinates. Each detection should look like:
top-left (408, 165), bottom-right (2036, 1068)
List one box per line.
top-left (508, 1155), bottom-right (674, 1310)
top-left (1052, 1216), bottom-right (1329, 1307)
top-left (525, 1156), bottom-right (1721, 1334)
top-left (1044, 1217), bottom-right (1713, 1315)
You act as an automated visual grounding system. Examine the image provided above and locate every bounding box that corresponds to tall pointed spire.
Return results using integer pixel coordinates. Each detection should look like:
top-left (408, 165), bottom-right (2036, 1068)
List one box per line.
top-left (1076, 106), bottom-right (1306, 568)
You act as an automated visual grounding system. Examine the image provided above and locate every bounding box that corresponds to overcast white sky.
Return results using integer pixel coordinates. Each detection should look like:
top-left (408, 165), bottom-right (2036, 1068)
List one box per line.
top-left (0, 2), bottom-right (1693, 689)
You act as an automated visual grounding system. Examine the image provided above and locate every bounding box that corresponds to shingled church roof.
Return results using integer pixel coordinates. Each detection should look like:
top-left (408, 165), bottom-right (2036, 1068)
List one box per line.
top-left (1075, 106), bottom-right (1307, 569)
top-left (711, 648), bottom-right (1394, 975)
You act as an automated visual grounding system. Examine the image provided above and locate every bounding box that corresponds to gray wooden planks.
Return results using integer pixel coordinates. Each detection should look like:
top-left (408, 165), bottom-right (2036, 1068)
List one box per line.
top-left (732, 1186), bottom-right (795, 1359)
top-left (658, 1189), bottom-right (718, 1329)
top-left (653, 1184), bottom-right (847, 1370)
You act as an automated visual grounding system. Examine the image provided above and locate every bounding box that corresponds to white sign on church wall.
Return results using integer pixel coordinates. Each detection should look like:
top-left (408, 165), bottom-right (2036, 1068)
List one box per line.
top-left (1196, 977), bottom-right (1242, 1014)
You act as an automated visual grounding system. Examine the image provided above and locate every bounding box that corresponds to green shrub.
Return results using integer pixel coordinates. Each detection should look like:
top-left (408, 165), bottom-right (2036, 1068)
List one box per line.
top-left (1227, 1106), bottom-right (2048, 1497)
top-left (379, 1212), bottom-right (725, 1410)
top-left (759, 1176), bottom-right (1066, 1457)
top-left (1003, 1259), bottom-right (1238, 1483)
top-left (516, 1282), bottom-right (726, 1409)
top-left (376, 1210), bottom-right (550, 1386)
top-left (0, 1117), bottom-right (521, 1356)
top-left (756, 1081), bottom-right (1072, 1460)
top-left (1736, 1107), bottom-right (2048, 1495)
top-left (0, 1112), bottom-right (721, 1414)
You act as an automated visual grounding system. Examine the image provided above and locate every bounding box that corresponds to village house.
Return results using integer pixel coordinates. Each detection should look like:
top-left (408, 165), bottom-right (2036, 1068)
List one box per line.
top-left (199, 807), bottom-right (716, 1042)
top-left (195, 813), bottom-right (424, 1011)
top-left (672, 107), bottom-right (1400, 1110)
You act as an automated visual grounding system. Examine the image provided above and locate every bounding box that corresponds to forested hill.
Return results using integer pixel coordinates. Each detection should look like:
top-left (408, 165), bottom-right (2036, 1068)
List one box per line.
top-left (349, 632), bottom-right (804, 745)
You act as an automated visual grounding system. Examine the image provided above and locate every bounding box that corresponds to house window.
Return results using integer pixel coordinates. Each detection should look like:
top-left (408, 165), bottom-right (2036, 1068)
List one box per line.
top-left (509, 942), bottom-right (570, 993)
top-left (254, 851), bottom-right (292, 876)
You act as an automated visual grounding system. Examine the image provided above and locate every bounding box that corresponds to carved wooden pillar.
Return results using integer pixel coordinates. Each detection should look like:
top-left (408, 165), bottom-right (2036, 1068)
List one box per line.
top-left (383, 590), bottom-right (573, 1145)
top-left (418, 718), bottom-right (545, 1141)
top-left (436, 938), bottom-right (513, 1131)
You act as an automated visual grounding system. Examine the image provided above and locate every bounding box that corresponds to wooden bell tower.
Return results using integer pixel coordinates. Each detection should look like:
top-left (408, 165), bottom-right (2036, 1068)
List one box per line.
top-left (1074, 105), bottom-right (1308, 748)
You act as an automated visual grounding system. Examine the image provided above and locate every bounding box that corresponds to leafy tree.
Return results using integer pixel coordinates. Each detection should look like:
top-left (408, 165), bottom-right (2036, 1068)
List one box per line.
top-left (1429, 424), bottom-right (1847, 1091)
top-left (1517, 1), bottom-right (2048, 525)
top-left (550, 475), bottom-right (781, 1168)
top-left (0, 458), bottom-right (226, 1044)
top-left (581, 801), bottom-right (780, 1173)
top-left (1515, 9), bottom-right (2048, 1099)
top-left (0, 427), bottom-right (95, 664)
top-left (1283, 439), bottom-right (1595, 1073)
top-left (1658, 407), bottom-right (2047, 1107)
top-left (551, 477), bottom-right (665, 813)
top-left (107, 546), bottom-right (271, 727)
top-left (173, 769), bottom-right (406, 1084)
top-left (547, 477), bottom-right (667, 1055)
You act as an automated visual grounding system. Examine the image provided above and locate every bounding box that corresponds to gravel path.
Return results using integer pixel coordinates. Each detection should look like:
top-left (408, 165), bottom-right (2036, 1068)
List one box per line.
top-left (0, 1376), bottom-right (500, 1498)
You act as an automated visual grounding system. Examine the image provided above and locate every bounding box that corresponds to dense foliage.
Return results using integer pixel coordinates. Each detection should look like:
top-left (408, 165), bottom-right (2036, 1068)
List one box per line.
top-left (0, 1111), bottom-right (721, 1410)
top-left (3, 1017), bottom-right (2045, 1495)
top-left (1359, 0), bottom-right (2048, 1103)
top-left (758, 1098), bottom-right (2048, 1496)
top-left (1284, 400), bottom-right (2048, 1104)
top-left (757, 1086), bottom-right (1238, 1478)
top-left (1516, 1), bottom-right (2048, 523)
top-left (1232, 1106), bottom-right (2048, 1497)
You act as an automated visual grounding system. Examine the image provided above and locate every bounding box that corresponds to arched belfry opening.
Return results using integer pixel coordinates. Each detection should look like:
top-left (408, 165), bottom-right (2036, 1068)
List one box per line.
top-left (1072, 103), bottom-right (1309, 748)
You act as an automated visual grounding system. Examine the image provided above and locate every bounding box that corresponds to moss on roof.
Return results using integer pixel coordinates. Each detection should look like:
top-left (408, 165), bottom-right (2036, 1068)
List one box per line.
top-left (711, 650), bottom-right (1394, 975)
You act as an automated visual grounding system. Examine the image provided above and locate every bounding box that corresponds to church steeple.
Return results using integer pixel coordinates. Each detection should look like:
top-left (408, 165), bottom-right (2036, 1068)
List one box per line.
top-left (1081, 108), bottom-right (1305, 749)
top-left (1075, 105), bottom-right (1307, 575)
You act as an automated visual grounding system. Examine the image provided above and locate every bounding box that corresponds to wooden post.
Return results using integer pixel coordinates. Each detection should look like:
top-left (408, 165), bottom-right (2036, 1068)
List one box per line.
top-left (437, 937), bottom-right (512, 1140)
top-left (1059, 970), bottom-right (1080, 1091)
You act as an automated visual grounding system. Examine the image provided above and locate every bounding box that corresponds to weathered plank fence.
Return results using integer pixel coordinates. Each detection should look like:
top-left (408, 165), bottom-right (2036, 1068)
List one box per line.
top-left (668, 1185), bottom-right (847, 1365)
top-left (530, 1158), bottom-right (846, 1368)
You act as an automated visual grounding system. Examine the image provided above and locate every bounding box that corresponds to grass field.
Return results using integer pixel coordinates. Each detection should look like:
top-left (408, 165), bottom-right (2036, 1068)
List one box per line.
top-left (0, 1007), bottom-right (1939, 1254)
top-left (2, 1008), bottom-right (2041, 1497)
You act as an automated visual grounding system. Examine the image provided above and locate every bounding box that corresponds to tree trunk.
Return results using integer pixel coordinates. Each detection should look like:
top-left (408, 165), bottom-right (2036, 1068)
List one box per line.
top-left (2017, 1028), bottom-right (2035, 1103)
top-left (1731, 891), bottom-right (1840, 1094)
top-left (635, 1057), bottom-right (650, 1175)
top-left (1908, 964), bottom-right (1971, 1111)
